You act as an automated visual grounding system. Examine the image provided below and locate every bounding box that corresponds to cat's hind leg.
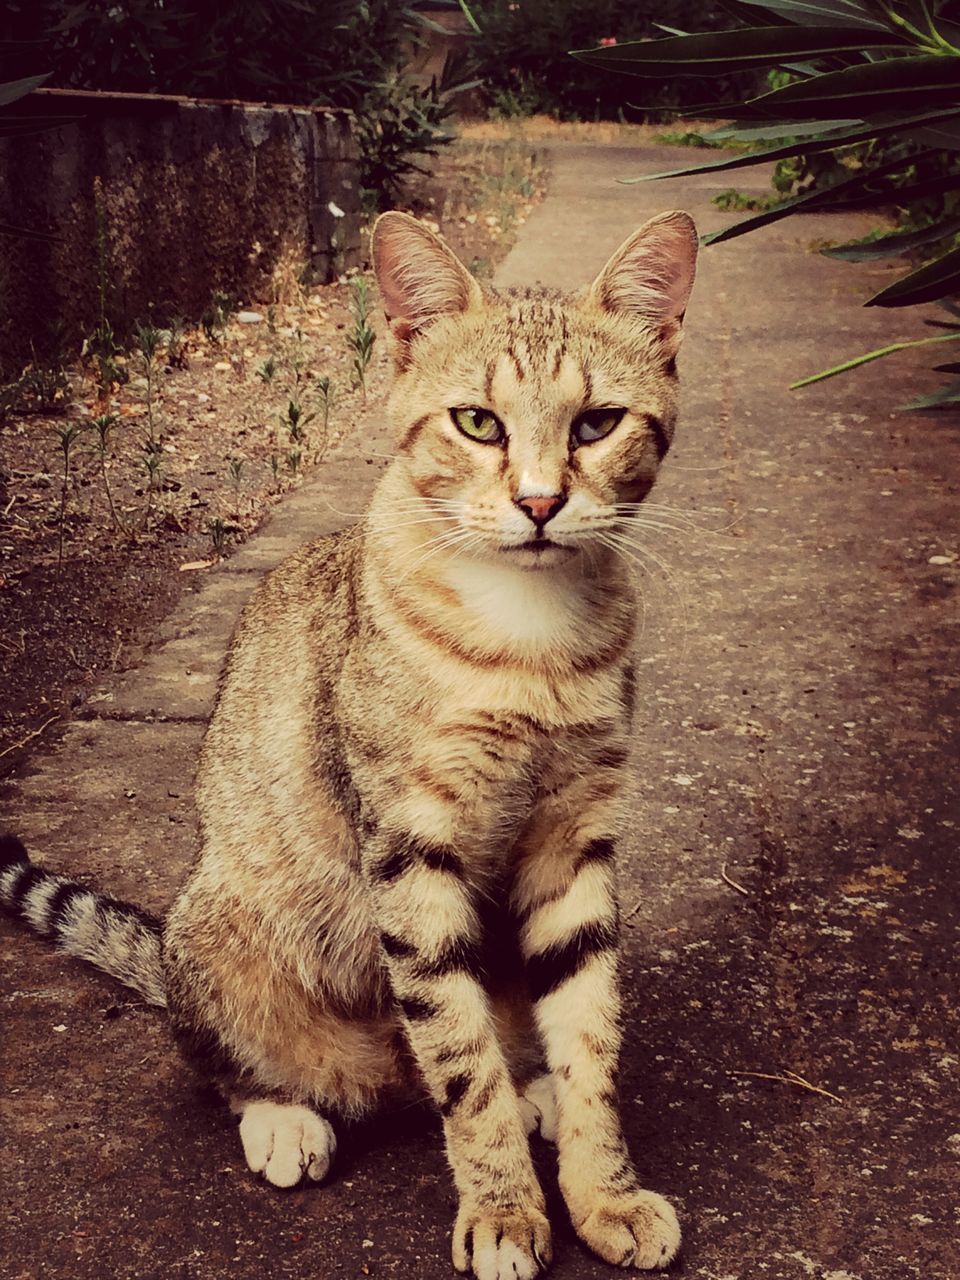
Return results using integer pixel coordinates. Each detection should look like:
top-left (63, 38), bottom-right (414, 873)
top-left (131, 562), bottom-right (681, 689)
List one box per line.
top-left (232, 1097), bottom-right (337, 1188)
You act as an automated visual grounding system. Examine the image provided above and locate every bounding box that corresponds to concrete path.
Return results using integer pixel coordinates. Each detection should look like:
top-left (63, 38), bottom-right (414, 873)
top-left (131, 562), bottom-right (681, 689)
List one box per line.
top-left (3, 143), bottom-right (958, 1280)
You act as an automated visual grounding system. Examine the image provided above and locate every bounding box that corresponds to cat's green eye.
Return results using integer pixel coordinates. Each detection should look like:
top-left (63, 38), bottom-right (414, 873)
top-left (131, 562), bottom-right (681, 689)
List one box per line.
top-left (571, 408), bottom-right (626, 446)
top-left (450, 406), bottom-right (505, 445)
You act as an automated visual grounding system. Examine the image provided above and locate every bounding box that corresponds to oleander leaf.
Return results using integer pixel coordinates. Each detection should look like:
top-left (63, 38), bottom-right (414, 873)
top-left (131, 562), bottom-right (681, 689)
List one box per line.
top-left (900, 376), bottom-right (960, 410)
top-left (750, 56), bottom-right (960, 119)
top-left (790, 331), bottom-right (960, 388)
top-left (622, 110), bottom-right (960, 184)
top-left (0, 73), bottom-right (49, 108)
top-left (866, 244), bottom-right (960, 308)
top-left (735, 0), bottom-right (892, 30)
top-left (822, 215), bottom-right (960, 261)
top-left (571, 26), bottom-right (906, 77)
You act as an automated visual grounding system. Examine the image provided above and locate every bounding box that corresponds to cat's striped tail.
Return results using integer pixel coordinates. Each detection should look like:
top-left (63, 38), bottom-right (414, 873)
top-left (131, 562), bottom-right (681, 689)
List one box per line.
top-left (0, 834), bottom-right (167, 1007)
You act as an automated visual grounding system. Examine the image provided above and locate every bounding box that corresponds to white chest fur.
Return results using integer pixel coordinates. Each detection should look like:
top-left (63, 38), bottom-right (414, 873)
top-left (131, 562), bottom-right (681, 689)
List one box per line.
top-left (443, 557), bottom-right (589, 658)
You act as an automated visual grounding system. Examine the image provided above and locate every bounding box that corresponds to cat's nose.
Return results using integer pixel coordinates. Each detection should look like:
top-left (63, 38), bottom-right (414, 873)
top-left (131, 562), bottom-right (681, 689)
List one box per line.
top-left (515, 493), bottom-right (567, 528)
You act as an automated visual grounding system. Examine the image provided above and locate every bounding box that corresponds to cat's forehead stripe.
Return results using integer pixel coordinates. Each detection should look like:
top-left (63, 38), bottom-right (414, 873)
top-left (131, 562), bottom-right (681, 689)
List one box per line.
top-left (482, 300), bottom-right (584, 401)
top-left (489, 344), bottom-right (588, 411)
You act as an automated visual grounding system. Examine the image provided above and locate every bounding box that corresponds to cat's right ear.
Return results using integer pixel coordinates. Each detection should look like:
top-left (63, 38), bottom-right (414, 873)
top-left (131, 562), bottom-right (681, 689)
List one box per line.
top-left (372, 212), bottom-right (483, 366)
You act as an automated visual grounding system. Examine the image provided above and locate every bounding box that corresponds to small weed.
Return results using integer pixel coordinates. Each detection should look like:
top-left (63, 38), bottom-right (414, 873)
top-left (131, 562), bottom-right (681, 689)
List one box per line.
top-left (0, 378), bottom-right (21, 428)
top-left (201, 290), bottom-right (235, 344)
top-left (207, 515), bottom-right (229, 556)
top-left (712, 188), bottom-right (781, 213)
top-left (141, 442), bottom-right (164, 529)
top-left (91, 412), bottom-right (128, 534)
top-left (53, 420), bottom-right (87, 571)
top-left (279, 399), bottom-right (315, 445)
top-left (82, 319), bottom-right (126, 399)
top-left (347, 275), bottom-right (376, 399)
top-left (227, 456), bottom-right (245, 511)
top-left (316, 375), bottom-right (334, 439)
top-left (286, 447), bottom-right (302, 474)
top-left (134, 321), bottom-right (163, 448)
top-left (655, 130), bottom-right (721, 149)
top-left (18, 362), bottom-right (70, 415)
top-left (87, 176), bottom-right (128, 399)
top-left (164, 317), bottom-right (188, 370)
top-left (256, 356), bottom-right (278, 385)
top-left (287, 327), bottom-right (310, 397)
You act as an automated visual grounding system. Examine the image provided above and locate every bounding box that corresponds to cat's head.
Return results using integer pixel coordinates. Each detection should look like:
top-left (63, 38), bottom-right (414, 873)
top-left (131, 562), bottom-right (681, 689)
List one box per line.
top-left (372, 210), bottom-right (697, 571)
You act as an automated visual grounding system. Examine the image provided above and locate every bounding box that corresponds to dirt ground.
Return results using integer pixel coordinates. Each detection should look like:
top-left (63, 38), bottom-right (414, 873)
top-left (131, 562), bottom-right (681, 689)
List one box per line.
top-left (0, 132), bottom-right (546, 763)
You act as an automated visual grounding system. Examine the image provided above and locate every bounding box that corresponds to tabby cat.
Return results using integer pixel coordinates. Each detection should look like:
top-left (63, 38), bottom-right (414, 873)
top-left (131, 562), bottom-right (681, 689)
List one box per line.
top-left (1, 208), bottom-right (698, 1279)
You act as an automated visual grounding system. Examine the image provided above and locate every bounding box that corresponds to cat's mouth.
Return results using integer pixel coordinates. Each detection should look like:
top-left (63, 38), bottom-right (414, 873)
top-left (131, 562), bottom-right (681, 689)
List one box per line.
top-left (499, 538), bottom-right (576, 566)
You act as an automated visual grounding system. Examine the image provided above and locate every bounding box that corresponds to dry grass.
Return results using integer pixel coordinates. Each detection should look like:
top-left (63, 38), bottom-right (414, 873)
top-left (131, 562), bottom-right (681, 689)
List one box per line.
top-left (459, 115), bottom-right (723, 146)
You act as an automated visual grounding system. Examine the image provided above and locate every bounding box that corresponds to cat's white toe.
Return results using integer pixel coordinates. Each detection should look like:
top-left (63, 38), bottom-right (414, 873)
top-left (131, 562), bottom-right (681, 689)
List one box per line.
top-left (238, 1100), bottom-right (336, 1188)
top-left (519, 1073), bottom-right (558, 1143)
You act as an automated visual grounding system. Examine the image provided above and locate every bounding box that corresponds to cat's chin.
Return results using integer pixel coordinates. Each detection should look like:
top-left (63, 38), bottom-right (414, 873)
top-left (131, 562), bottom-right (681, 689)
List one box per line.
top-left (496, 541), bottom-right (578, 571)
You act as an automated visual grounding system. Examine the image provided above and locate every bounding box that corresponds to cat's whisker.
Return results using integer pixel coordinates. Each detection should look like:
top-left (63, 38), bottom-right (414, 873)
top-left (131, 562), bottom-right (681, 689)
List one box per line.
top-left (597, 529), bottom-right (690, 644)
top-left (323, 495), bottom-right (463, 521)
top-left (320, 497), bottom-right (369, 521)
top-left (395, 536), bottom-right (479, 587)
top-left (585, 516), bottom-right (697, 545)
top-left (363, 514), bottom-right (462, 536)
top-left (614, 505), bottom-right (705, 530)
top-left (618, 518), bottom-right (695, 541)
top-left (616, 500), bottom-right (742, 537)
top-left (620, 517), bottom-right (737, 555)
top-left (392, 526), bottom-right (483, 586)
top-left (662, 459), bottom-right (733, 472)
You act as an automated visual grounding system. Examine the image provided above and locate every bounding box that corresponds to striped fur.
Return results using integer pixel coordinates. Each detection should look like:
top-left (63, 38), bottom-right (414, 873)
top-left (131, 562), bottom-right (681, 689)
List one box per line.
top-left (0, 835), bottom-right (165, 1006)
top-left (1, 212), bottom-right (697, 1278)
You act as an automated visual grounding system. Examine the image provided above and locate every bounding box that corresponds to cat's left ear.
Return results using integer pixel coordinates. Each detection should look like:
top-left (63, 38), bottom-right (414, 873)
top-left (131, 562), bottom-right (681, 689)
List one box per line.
top-left (372, 211), bottom-right (483, 366)
top-left (587, 211), bottom-right (698, 356)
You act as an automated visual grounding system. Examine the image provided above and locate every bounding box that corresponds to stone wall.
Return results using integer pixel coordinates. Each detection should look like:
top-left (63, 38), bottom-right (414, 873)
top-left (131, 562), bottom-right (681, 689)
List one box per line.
top-left (0, 89), bottom-right (362, 371)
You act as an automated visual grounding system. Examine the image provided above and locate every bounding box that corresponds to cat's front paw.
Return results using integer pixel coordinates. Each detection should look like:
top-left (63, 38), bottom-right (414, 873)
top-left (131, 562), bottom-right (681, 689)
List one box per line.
top-left (574, 1190), bottom-right (680, 1271)
top-left (238, 1100), bottom-right (336, 1188)
top-left (452, 1200), bottom-right (552, 1280)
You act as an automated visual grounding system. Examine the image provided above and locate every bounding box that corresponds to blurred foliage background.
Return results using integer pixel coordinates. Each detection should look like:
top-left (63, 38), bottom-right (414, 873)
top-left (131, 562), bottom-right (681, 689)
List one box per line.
top-left (2, 0), bottom-right (475, 209)
top-left (465, 1), bottom-right (753, 119)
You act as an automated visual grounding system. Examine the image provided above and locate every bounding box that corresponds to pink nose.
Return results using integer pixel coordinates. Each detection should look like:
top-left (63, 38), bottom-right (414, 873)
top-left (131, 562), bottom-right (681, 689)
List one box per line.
top-left (515, 493), bottom-right (566, 527)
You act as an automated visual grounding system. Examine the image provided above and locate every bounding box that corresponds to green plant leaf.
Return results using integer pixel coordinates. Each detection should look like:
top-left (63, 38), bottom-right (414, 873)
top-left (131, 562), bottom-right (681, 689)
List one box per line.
top-left (909, 118), bottom-right (960, 151)
top-left (621, 109), bottom-right (960, 184)
top-left (706, 118), bottom-right (861, 141)
top-left (866, 244), bottom-right (960, 307)
top-left (455, 0), bottom-right (482, 36)
top-left (750, 56), bottom-right (960, 120)
top-left (899, 377), bottom-right (960, 410)
top-left (822, 214), bottom-right (960, 261)
top-left (571, 26), bottom-right (907, 77)
top-left (735, 0), bottom-right (892, 30)
top-left (0, 73), bottom-right (49, 108)
top-left (790, 331), bottom-right (960, 388)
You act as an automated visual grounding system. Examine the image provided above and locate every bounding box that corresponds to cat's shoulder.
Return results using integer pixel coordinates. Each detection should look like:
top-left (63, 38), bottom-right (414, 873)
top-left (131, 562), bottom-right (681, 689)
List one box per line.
top-left (242, 526), bottom-right (360, 619)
